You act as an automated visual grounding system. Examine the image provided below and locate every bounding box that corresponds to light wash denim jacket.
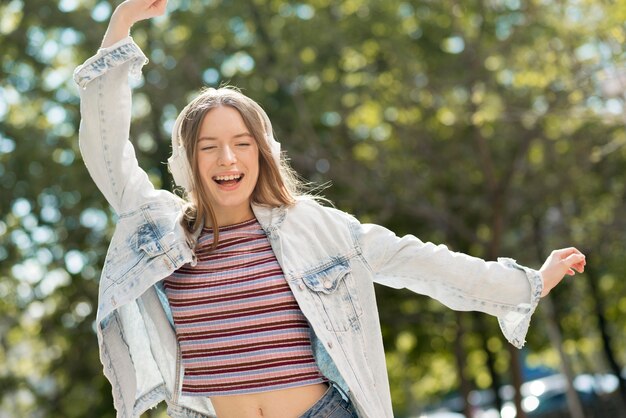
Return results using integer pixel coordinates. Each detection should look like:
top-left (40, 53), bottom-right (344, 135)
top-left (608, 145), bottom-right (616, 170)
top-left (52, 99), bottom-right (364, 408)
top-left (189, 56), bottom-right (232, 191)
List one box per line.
top-left (74, 37), bottom-right (543, 418)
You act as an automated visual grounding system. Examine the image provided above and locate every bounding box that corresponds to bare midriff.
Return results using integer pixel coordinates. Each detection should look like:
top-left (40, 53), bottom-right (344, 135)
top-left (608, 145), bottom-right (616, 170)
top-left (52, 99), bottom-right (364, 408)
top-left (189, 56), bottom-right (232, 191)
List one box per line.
top-left (210, 382), bottom-right (329, 418)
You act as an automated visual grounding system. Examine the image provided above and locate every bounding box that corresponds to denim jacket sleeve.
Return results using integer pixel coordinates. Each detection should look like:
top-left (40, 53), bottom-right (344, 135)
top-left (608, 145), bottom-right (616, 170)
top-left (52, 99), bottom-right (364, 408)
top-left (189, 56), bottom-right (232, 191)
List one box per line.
top-left (73, 37), bottom-right (155, 214)
top-left (359, 223), bottom-right (542, 348)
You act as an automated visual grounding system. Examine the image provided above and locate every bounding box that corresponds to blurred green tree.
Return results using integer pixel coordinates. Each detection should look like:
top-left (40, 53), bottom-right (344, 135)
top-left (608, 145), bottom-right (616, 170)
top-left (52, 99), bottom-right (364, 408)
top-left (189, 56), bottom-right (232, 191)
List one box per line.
top-left (1, 0), bottom-right (626, 417)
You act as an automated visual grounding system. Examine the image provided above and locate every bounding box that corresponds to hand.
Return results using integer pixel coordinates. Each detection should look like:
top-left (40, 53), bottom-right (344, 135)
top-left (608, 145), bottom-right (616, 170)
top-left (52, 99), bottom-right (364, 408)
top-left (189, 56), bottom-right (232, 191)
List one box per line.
top-left (101, 0), bottom-right (168, 48)
top-left (539, 247), bottom-right (586, 297)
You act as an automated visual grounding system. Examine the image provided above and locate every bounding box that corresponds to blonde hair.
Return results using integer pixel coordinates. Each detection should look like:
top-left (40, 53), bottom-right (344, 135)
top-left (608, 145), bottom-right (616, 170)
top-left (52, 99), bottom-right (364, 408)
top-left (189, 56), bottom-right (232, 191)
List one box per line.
top-left (177, 87), bottom-right (304, 249)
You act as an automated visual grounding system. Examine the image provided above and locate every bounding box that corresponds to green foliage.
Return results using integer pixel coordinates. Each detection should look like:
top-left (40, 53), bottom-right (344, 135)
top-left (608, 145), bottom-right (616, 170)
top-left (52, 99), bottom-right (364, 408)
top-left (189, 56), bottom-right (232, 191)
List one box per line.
top-left (2, 0), bottom-right (626, 416)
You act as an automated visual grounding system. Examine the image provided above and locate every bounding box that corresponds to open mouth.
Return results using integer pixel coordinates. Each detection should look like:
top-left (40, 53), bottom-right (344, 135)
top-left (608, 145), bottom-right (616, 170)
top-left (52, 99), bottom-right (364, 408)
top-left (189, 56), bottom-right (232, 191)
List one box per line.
top-left (213, 173), bottom-right (244, 186)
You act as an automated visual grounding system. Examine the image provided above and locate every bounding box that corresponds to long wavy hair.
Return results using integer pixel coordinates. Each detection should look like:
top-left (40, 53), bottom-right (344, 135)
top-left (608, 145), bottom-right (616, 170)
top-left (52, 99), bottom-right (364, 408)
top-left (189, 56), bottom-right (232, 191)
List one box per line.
top-left (176, 87), bottom-right (304, 249)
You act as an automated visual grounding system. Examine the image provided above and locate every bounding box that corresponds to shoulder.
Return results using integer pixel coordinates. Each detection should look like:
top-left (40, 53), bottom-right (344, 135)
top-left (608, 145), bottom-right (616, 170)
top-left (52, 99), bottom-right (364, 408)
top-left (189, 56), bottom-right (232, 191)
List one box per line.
top-left (290, 196), bottom-right (360, 225)
top-left (280, 197), bottom-right (363, 251)
top-left (274, 198), bottom-right (364, 265)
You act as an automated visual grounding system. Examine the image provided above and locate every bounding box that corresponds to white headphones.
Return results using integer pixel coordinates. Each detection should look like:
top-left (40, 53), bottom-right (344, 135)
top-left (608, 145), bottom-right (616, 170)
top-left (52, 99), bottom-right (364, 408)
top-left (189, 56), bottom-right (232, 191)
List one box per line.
top-left (167, 100), bottom-right (281, 193)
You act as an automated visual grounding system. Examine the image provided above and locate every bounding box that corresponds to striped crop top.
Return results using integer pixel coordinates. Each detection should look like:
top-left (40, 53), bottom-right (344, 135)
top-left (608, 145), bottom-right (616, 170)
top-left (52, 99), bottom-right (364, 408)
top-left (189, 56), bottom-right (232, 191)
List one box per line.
top-left (163, 218), bottom-right (327, 397)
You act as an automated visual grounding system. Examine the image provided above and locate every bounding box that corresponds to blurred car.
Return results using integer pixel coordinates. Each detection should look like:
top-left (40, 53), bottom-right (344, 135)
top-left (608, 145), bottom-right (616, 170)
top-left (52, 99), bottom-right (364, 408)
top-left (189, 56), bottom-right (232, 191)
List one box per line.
top-left (419, 373), bottom-right (621, 418)
top-left (416, 411), bottom-right (465, 418)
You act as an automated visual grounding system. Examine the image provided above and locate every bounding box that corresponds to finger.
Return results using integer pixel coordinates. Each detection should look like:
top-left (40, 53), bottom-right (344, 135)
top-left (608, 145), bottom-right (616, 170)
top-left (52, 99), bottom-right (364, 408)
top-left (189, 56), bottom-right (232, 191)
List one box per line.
top-left (563, 253), bottom-right (585, 266)
top-left (555, 247), bottom-right (583, 259)
top-left (567, 258), bottom-right (585, 274)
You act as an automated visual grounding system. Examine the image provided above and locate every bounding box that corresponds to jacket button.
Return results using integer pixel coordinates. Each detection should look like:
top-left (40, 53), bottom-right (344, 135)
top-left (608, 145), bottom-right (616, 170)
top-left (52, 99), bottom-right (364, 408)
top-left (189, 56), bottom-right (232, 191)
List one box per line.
top-left (299, 283), bottom-right (305, 290)
top-left (323, 280), bottom-right (332, 289)
top-left (328, 341), bottom-right (333, 349)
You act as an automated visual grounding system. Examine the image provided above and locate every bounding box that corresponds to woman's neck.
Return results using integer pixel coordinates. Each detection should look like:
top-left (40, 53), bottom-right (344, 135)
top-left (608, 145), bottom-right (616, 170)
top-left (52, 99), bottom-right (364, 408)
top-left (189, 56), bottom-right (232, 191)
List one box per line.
top-left (207, 206), bottom-right (255, 228)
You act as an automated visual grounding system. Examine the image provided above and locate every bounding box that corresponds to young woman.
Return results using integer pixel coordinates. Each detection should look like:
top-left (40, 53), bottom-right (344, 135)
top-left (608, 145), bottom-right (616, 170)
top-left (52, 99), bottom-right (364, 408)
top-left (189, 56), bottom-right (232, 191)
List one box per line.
top-left (73, 1), bottom-right (586, 417)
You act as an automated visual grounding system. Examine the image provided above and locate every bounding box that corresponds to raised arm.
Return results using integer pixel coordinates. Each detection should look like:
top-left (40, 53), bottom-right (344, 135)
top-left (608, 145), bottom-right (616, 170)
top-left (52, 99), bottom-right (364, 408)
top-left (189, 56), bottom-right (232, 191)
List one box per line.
top-left (74, 0), bottom-right (169, 214)
top-left (359, 222), bottom-right (585, 347)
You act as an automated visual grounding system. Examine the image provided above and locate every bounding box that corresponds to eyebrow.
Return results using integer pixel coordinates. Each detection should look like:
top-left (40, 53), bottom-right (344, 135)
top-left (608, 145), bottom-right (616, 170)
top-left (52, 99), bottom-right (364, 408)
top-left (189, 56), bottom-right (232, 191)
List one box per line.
top-left (198, 132), bottom-right (253, 142)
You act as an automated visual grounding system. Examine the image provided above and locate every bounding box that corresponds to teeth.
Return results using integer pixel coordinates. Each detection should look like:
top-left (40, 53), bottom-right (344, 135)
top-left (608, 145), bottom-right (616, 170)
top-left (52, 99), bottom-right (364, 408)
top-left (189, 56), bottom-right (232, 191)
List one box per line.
top-left (214, 174), bottom-right (241, 181)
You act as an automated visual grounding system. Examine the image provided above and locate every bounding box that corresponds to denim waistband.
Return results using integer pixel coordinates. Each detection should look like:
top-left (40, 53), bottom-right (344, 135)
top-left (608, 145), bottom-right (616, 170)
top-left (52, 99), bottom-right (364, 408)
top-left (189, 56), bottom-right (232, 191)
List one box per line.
top-left (299, 382), bottom-right (358, 418)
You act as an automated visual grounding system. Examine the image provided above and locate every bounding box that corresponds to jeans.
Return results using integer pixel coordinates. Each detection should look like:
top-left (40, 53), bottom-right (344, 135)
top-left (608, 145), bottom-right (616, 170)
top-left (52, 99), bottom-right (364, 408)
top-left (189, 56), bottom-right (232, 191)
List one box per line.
top-left (299, 383), bottom-right (359, 418)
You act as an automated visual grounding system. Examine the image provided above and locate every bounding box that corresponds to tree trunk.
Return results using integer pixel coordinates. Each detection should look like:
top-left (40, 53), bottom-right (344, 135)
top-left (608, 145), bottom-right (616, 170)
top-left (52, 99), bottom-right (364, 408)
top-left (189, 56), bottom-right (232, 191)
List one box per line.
top-left (454, 311), bottom-right (474, 418)
top-left (472, 313), bottom-right (504, 415)
top-left (541, 295), bottom-right (586, 418)
top-left (585, 263), bottom-right (626, 407)
top-left (508, 344), bottom-right (527, 418)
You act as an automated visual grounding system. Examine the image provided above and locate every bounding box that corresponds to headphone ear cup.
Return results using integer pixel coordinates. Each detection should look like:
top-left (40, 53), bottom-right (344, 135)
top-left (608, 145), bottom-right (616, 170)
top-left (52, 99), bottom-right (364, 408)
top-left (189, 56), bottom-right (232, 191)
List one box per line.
top-left (267, 134), bottom-right (281, 165)
top-left (168, 152), bottom-right (193, 192)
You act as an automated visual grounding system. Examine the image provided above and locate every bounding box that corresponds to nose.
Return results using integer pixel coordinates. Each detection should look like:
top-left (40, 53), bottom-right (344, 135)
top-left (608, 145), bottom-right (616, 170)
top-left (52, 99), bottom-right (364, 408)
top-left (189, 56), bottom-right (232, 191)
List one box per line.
top-left (217, 145), bottom-right (237, 166)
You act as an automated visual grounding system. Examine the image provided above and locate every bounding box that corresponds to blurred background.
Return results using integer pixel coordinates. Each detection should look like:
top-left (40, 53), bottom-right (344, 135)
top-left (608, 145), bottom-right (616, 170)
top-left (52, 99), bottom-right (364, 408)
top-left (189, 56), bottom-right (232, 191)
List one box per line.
top-left (2, 0), bottom-right (626, 417)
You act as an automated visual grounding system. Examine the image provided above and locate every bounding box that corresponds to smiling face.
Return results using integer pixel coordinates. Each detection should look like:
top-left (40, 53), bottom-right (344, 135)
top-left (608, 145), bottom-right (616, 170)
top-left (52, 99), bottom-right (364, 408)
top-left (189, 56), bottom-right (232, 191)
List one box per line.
top-left (196, 106), bottom-right (260, 227)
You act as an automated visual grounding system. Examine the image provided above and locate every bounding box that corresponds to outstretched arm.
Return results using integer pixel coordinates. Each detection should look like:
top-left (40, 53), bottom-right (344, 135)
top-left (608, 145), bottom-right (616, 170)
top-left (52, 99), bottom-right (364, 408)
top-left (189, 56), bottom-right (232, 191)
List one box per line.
top-left (359, 222), bottom-right (586, 347)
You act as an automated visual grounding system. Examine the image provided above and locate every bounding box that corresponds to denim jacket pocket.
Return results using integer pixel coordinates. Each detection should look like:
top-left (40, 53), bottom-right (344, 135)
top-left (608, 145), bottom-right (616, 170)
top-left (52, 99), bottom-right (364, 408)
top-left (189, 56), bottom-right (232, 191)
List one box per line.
top-left (104, 218), bottom-right (168, 285)
top-left (302, 262), bottom-right (363, 332)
